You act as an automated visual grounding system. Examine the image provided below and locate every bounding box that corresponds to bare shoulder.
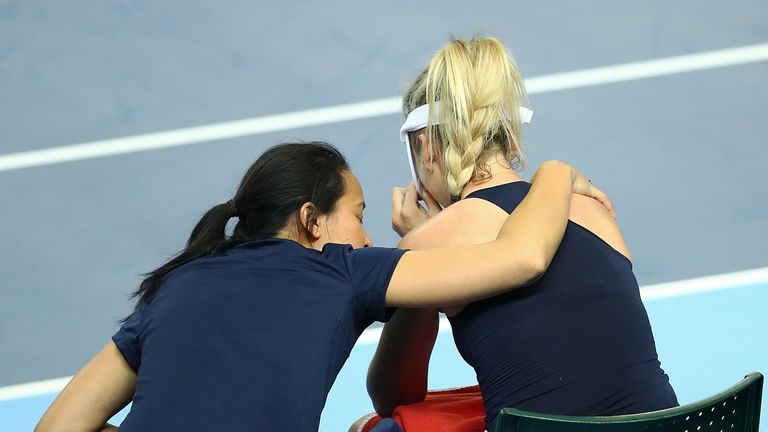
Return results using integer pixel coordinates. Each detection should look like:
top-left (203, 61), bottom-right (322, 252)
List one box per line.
top-left (397, 198), bottom-right (509, 316)
top-left (569, 194), bottom-right (633, 262)
top-left (398, 198), bottom-right (507, 251)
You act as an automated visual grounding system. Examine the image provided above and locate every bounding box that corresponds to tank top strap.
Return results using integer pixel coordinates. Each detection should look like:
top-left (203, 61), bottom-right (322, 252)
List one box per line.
top-left (464, 181), bottom-right (531, 214)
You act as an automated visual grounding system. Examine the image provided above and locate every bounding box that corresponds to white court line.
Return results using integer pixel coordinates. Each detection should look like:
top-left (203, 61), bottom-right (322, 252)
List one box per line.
top-left (0, 377), bottom-right (72, 403)
top-left (639, 266), bottom-right (768, 301)
top-left (1, 42), bottom-right (768, 173)
top-left (1, 265), bottom-right (766, 402)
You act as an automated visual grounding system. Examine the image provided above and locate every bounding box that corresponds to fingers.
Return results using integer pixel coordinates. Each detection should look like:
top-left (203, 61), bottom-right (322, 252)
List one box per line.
top-left (549, 162), bottom-right (617, 219)
top-left (570, 169), bottom-right (617, 220)
top-left (403, 183), bottom-right (420, 212)
top-left (391, 186), bottom-right (406, 219)
top-left (590, 185), bottom-right (617, 219)
top-left (420, 188), bottom-right (442, 217)
top-left (392, 183), bottom-right (442, 237)
top-left (391, 186), bottom-right (408, 236)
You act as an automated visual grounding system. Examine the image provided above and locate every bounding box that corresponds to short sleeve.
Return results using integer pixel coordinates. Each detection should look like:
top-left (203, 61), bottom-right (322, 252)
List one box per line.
top-left (340, 246), bottom-right (407, 324)
top-left (111, 307), bottom-right (145, 372)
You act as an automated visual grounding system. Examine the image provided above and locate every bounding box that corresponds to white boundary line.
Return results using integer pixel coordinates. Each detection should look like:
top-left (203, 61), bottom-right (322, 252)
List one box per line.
top-left (1, 42), bottom-right (768, 173)
top-left (0, 377), bottom-right (72, 403)
top-left (639, 266), bottom-right (768, 301)
top-left (1, 266), bottom-right (766, 402)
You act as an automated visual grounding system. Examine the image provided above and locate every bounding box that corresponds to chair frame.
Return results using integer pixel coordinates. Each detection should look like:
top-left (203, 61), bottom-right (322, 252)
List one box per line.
top-left (495, 372), bottom-right (763, 432)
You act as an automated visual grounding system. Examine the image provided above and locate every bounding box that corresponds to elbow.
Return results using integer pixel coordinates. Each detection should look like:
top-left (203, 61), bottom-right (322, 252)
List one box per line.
top-left (524, 252), bottom-right (549, 284)
top-left (371, 399), bottom-right (395, 419)
top-left (367, 375), bottom-right (427, 418)
top-left (367, 376), bottom-right (395, 417)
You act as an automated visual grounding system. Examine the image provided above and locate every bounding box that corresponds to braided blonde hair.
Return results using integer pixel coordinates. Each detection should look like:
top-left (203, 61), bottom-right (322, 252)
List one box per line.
top-left (403, 37), bottom-right (529, 200)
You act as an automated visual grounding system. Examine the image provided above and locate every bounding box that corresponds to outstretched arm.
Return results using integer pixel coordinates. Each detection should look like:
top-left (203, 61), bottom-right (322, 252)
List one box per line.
top-left (36, 341), bottom-right (136, 432)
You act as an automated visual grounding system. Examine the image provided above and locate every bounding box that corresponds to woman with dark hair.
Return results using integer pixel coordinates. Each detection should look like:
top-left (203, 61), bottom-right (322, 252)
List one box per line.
top-left (35, 141), bottom-right (607, 432)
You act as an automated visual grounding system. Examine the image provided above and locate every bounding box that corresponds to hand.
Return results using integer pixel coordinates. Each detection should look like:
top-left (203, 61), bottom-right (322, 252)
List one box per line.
top-left (570, 169), bottom-right (616, 219)
top-left (391, 183), bottom-right (441, 237)
top-left (532, 161), bottom-right (616, 219)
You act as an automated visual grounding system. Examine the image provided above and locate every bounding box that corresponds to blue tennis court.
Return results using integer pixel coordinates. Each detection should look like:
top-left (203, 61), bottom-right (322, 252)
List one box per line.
top-left (1, 1), bottom-right (766, 431)
top-left (1, 270), bottom-right (766, 431)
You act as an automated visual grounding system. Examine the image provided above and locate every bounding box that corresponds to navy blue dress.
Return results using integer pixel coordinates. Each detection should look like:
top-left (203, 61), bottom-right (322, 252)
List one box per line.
top-left (112, 238), bottom-right (405, 431)
top-left (450, 182), bottom-right (678, 431)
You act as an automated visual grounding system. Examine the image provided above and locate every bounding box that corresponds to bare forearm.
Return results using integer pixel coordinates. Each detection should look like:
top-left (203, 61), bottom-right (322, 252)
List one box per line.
top-left (367, 308), bottom-right (439, 416)
top-left (36, 342), bottom-right (135, 432)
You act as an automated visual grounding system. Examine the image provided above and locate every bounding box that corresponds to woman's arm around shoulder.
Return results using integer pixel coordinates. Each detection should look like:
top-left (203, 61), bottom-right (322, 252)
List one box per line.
top-left (384, 161), bottom-right (608, 308)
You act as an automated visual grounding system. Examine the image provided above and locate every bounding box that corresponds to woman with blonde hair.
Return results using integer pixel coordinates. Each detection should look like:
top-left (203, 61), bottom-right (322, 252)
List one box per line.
top-left (363, 37), bottom-right (678, 432)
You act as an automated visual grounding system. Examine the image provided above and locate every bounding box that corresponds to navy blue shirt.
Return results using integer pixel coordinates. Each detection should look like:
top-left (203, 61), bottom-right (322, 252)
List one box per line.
top-left (112, 238), bottom-right (405, 431)
top-left (450, 183), bottom-right (678, 431)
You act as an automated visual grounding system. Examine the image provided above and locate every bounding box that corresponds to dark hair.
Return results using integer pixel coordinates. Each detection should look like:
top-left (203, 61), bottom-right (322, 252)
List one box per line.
top-left (131, 141), bottom-right (350, 310)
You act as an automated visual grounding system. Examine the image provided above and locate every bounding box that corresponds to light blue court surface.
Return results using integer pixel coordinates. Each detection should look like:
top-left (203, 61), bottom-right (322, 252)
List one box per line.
top-left (2, 275), bottom-right (766, 431)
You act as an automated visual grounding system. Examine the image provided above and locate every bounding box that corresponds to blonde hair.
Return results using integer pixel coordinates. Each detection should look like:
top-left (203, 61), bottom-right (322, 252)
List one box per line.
top-left (403, 36), bottom-right (529, 199)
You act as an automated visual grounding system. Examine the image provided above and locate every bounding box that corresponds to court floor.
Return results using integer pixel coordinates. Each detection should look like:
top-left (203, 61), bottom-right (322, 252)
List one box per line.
top-left (1, 1), bottom-right (766, 430)
top-left (1, 269), bottom-right (766, 431)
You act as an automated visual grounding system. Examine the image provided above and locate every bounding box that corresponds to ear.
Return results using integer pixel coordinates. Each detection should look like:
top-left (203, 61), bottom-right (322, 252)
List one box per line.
top-left (298, 202), bottom-right (321, 241)
top-left (417, 133), bottom-right (436, 170)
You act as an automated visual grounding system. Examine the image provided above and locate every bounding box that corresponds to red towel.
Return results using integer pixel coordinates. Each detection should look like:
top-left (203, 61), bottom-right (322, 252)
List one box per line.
top-left (362, 386), bottom-right (486, 432)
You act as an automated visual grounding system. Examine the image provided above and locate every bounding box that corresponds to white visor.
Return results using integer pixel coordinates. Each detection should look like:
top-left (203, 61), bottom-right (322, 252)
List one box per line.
top-left (399, 102), bottom-right (533, 196)
top-left (399, 102), bottom-right (532, 142)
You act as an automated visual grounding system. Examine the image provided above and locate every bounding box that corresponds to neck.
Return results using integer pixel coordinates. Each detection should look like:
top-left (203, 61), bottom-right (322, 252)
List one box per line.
top-left (275, 225), bottom-right (313, 249)
top-left (460, 152), bottom-right (524, 200)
